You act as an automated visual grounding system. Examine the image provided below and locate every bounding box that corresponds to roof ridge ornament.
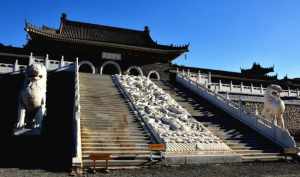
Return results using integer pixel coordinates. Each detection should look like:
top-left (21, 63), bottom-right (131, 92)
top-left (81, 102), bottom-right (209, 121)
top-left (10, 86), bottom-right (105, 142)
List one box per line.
top-left (61, 13), bottom-right (67, 21)
top-left (144, 26), bottom-right (150, 33)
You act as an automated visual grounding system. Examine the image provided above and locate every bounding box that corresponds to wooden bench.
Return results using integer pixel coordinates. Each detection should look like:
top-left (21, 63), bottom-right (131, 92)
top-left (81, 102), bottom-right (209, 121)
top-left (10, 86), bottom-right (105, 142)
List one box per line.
top-left (89, 153), bottom-right (112, 173)
top-left (149, 144), bottom-right (165, 161)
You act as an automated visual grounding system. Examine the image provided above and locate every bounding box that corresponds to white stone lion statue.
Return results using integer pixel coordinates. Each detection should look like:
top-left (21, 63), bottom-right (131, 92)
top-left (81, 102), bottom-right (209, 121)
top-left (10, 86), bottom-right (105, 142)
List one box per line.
top-left (15, 63), bottom-right (47, 134)
top-left (262, 84), bottom-right (286, 129)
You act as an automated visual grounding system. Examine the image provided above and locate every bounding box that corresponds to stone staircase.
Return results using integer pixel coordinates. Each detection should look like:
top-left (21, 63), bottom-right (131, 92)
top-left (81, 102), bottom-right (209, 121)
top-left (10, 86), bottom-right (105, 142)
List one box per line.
top-left (79, 73), bottom-right (158, 169)
top-left (156, 80), bottom-right (285, 162)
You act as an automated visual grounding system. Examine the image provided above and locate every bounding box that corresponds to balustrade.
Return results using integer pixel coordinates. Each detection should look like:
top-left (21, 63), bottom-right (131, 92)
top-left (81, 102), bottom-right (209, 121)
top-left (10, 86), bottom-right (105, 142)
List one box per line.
top-left (178, 69), bottom-right (300, 98)
top-left (72, 57), bottom-right (82, 167)
top-left (176, 72), bottom-right (297, 148)
top-left (0, 52), bottom-right (73, 74)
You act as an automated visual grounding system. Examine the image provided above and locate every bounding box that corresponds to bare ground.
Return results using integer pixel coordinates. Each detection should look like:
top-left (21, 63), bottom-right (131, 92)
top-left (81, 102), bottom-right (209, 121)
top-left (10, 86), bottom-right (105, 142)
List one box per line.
top-left (0, 161), bottom-right (300, 177)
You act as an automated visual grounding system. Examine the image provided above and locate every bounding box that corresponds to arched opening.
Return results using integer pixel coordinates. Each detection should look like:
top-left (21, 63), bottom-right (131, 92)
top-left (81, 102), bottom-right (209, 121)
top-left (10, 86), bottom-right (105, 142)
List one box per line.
top-left (147, 70), bottom-right (160, 80)
top-left (79, 64), bottom-right (93, 73)
top-left (126, 66), bottom-right (143, 76)
top-left (79, 61), bottom-right (95, 74)
top-left (102, 64), bottom-right (121, 75)
top-left (128, 68), bottom-right (140, 76)
top-left (100, 61), bottom-right (121, 75)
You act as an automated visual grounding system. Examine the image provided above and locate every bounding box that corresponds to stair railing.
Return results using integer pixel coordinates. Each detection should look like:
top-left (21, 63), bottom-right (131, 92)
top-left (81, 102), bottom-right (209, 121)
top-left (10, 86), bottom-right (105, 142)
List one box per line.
top-left (72, 58), bottom-right (82, 167)
top-left (176, 73), bottom-right (297, 149)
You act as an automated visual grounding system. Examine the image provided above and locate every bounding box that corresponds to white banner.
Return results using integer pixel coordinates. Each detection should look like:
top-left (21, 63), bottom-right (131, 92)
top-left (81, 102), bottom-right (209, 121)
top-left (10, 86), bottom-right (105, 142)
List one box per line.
top-left (102, 52), bottom-right (121, 60)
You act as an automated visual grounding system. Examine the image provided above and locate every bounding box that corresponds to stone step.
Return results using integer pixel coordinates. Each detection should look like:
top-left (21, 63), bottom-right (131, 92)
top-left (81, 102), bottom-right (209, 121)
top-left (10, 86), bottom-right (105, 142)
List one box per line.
top-left (82, 150), bottom-right (152, 155)
top-left (227, 142), bottom-right (275, 149)
top-left (80, 105), bottom-right (121, 109)
top-left (220, 137), bottom-right (273, 142)
top-left (233, 149), bottom-right (277, 154)
top-left (81, 123), bottom-right (142, 127)
top-left (81, 115), bottom-right (136, 119)
top-left (81, 135), bottom-right (149, 140)
top-left (81, 143), bottom-right (149, 147)
top-left (81, 122), bottom-right (142, 127)
top-left (80, 128), bottom-right (145, 133)
top-left (80, 111), bottom-right (134, 115)
top-left (81, 127), bottom-right (147, 134)
top-left (80, 93), bottom-right (124, 96)
top-left (79, 73), bottom-right (154, 168)
top-left (81, 126), bottom-right (144, 131)
top-left (81, 159), bottom-right (152, 167)
top-left (82, 146), bottom-right (150, 151)
top-left (80, 120), bottom-right (139, 124)
top-left (229, 146), bottom-right (276, 151)
top-left (237, 152), bottom-right (281, 156)
top-left (81, 124), bottom-right (143, 129)
top-left (81, 114), bottom-right (135, 117)
top-left (156, 80), bottom-right (284, 162)
top-left (82, 154), bottom-right (161, 161)
top-left (80, 101), bottom-right (127, 105)
top-left (80, 117), bottom-right (136, 120)
top-left (241, 155), bottom-right (285, 162)
top-left (81, 131), bottom-right (147, 136)
top-left (80, 118), bottom-right (138, 122)
top-left (81, 134), bottom-right (148, 138)
top-left (80, 109), bottom-right (130, 112)
top-left (81, 139), bottom-right (150, 144)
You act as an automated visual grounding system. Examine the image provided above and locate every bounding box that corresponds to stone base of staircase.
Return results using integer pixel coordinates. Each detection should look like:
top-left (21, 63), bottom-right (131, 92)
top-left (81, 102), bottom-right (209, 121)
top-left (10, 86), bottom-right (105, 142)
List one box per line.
top-left (163, 152), bottom-right (242, 165)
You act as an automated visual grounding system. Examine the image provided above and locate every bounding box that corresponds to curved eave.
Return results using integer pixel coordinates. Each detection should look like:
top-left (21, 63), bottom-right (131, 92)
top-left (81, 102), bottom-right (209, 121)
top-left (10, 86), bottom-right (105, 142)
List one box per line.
top-left (26, 26), bottom-right (188, 55)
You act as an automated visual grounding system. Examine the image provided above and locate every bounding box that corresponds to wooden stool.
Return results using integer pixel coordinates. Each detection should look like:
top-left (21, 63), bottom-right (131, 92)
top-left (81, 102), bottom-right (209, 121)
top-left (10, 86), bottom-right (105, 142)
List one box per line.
top-left (89, 153), bottom-right (112, 173)
top-left (149, 144), bottom-right (165, 161)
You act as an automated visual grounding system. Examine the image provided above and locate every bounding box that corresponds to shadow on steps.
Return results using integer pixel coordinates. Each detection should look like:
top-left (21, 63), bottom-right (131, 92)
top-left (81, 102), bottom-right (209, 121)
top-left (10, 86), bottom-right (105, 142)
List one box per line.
top-left (0, 71), bottom-right (75, 172)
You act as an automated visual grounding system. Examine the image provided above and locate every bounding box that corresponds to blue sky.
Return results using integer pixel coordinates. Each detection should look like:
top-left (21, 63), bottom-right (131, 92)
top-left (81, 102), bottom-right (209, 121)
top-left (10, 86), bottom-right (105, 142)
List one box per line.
top-left (0, 0), bottom-right (299, 78)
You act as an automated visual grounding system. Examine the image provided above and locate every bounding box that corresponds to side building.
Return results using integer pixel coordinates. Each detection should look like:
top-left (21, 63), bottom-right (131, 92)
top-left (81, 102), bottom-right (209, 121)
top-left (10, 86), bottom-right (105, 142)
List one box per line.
top-left (172, 63), bottom-right (300, 89)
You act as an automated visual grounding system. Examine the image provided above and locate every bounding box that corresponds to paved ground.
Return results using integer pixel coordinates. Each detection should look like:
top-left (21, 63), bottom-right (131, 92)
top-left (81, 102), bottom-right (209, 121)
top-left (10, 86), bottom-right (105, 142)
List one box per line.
top-left (0, 162), bottom-right (300, 177)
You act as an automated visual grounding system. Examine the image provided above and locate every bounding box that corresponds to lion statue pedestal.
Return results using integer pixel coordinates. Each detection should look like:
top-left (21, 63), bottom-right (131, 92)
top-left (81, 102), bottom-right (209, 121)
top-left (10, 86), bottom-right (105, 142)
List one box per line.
top-left (14, 63), bottom-right (47, 136)
top-left (262, 84), bottom-right (286, 129)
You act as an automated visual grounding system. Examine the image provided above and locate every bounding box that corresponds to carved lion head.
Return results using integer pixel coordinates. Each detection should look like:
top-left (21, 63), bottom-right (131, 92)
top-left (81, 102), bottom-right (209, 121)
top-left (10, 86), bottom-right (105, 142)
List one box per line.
top-left (265, 84), bottom-right (282, 98)
top-left (25, 63), bottom-right (47, 82)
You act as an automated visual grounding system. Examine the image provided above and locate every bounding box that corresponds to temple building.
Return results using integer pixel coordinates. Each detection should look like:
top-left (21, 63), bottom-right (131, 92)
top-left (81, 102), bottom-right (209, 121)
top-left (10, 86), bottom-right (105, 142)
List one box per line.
top-left (240, 62), bottom-right (277, 80)
top-left (22, 13), bottom-right (189, 79)
top-left (0, 13), bottom-right (298, 88)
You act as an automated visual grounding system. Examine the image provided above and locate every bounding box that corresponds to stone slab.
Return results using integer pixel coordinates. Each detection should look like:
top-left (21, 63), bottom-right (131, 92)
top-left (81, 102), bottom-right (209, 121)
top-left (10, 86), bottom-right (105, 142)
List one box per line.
top-left (14, 128), bottom-right (41, 136)
top-left (163, 153), bottom-right (242, 165)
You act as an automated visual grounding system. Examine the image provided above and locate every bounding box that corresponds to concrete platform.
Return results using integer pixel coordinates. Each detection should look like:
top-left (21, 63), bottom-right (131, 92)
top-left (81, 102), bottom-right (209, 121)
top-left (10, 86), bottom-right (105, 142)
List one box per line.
top-left (163, 152), bottom-right (242, 165)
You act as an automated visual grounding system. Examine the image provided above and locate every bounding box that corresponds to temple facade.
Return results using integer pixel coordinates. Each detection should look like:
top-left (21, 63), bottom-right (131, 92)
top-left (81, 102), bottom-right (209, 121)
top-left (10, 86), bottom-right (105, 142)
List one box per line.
top-left (0, 13), bottom-right (298, 88)
top-left (22, 13), bottom-right (188, 79)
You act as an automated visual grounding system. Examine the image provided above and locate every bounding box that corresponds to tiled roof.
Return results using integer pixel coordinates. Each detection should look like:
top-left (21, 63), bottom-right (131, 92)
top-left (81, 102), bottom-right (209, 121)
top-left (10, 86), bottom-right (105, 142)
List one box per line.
top-left (61, 19), bottom-right (155, 47)
top-left (25, 14), bottom-right (189, 52)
